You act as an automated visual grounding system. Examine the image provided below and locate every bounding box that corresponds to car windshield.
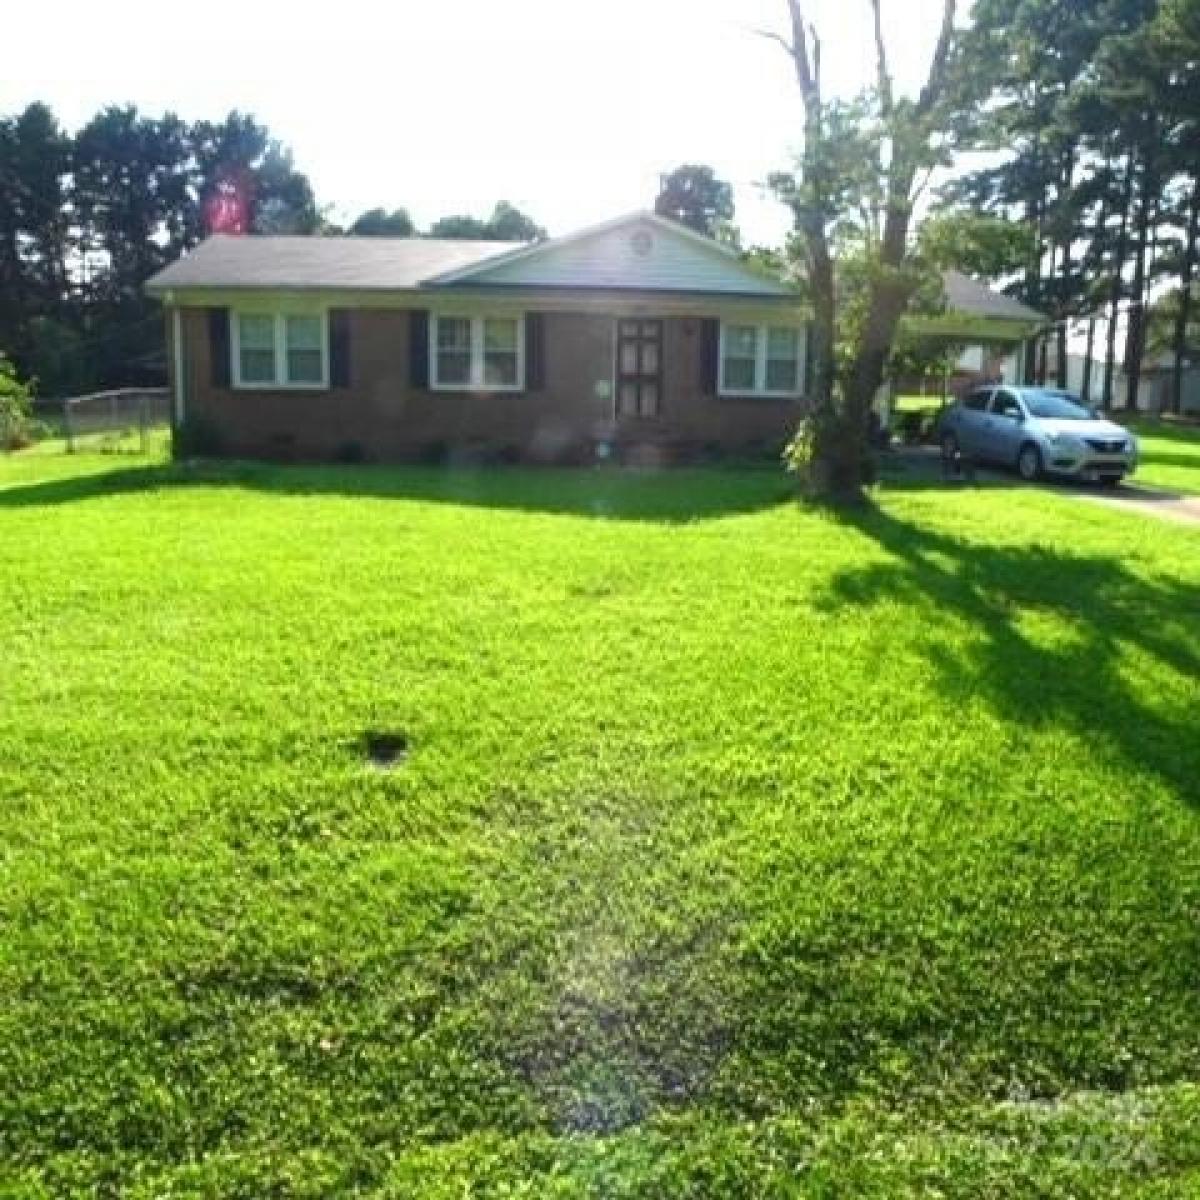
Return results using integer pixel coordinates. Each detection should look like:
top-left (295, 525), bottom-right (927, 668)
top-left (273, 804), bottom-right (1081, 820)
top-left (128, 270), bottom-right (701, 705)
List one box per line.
top-left (1023, 390), bottom-right (1092, 420)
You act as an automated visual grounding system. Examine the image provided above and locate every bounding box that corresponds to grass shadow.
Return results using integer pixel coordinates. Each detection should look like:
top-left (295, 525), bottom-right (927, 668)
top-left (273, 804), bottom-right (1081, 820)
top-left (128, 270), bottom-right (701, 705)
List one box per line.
top-left (0, 460), bottom-right (791, 524)
top-left (822, 500), bottom-right (1200, 803)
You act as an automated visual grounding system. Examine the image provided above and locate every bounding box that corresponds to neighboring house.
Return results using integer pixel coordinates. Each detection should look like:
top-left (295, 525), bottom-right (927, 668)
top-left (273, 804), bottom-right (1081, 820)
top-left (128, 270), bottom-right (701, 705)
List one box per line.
top-left (1062, 353), bottom-right (1165, 412)
top-left (146, 211), bottom-right (1046, 463)
top-left (935, 271), bottom-right (1047, 393)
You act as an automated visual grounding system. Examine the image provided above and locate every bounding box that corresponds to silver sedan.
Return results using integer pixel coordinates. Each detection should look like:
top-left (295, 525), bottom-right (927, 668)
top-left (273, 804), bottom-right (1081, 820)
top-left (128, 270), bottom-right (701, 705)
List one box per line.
top-left (940, 386), bottom-right (1138, 485)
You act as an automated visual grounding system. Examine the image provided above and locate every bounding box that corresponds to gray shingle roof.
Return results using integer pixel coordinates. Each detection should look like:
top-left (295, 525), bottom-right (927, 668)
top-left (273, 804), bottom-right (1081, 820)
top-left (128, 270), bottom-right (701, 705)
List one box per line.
top-left (145, 233), bottom-right (1048, 328)
top-left (145, 234), bottom-right (518, 293)
top-left (942, 269), bottom-right (1046, 324)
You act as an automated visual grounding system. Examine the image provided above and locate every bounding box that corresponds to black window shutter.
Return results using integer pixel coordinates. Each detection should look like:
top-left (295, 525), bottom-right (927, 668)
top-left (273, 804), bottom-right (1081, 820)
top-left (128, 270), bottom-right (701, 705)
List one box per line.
top-left (700, 318), bottom-right (720, 395)
top-left (525, 313), bottom-right (545, 391)
top-left (410, 310), bottom-right (429, 388)
top-left (208, 308), bottom-right (230, 388)
top-left (330, 310), bottom-right (351, 388)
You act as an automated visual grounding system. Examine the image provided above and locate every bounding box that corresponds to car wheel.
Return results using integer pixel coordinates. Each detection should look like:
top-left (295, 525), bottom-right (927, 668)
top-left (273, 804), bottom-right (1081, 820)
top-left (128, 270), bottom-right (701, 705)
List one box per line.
top-left (1099, 475), bottom-right (1123, 488)
top-left (1017, 442), bottom-right (1043, 482)
top-left (941, 431), bottom-right (960, 459)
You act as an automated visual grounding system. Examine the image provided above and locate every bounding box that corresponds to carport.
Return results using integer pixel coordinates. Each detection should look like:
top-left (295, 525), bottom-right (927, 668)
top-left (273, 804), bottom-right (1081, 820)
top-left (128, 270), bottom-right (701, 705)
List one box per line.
top-left (882, 271), bottom-right (1049, 419)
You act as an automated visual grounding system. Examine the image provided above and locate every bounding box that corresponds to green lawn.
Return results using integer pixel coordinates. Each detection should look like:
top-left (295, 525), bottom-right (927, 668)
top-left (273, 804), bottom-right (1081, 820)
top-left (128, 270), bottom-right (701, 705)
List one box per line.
top-left (2, 452), bottom-right (1200, 1197)
top-left (1128, 418), bottom-right (1200, 496)
top-left (893, 392), bottom-right (949, 413)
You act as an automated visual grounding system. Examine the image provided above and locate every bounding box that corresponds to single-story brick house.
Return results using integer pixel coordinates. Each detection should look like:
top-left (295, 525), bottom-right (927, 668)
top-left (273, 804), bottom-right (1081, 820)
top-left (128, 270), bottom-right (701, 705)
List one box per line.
top-left (145, 211), bottom-right (1045, 463)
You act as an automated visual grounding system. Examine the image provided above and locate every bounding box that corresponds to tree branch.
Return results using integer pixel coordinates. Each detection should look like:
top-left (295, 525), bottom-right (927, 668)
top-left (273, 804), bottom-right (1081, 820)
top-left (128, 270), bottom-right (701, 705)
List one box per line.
top-left (810, 20), bottom-right (822, 97)
top-left (869, 0), bottom-right (894, 116)
top-left (916, 0), bottom-right (957, 119)
top-left (784, 0), bottom-right (821, 114)
top-left (754, 28), bottom-right (795, 57)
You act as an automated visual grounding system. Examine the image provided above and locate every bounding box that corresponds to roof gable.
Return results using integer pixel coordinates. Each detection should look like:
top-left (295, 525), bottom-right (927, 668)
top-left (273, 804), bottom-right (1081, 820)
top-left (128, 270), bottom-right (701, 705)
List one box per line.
top-left (430, 212), bottom-right (794, 297)
top-left (942, 270), bottom-right (1046, 324)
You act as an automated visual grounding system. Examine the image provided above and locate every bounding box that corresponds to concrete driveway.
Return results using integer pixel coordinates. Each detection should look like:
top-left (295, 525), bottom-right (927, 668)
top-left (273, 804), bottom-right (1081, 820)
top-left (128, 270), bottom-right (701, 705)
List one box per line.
top-left (1069, 482), bottom-right (1200, 525)
top-left (882, 446), bottom-right (1200, 525)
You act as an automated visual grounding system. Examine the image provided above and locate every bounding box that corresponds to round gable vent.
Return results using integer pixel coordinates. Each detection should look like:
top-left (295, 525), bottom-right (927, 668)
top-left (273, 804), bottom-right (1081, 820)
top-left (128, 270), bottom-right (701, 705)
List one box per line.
top-left (630, 229), bottom-right (653, 257)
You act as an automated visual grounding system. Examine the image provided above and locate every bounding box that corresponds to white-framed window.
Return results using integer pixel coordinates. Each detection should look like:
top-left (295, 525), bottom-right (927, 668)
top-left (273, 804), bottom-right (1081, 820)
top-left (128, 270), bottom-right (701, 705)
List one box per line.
top-left (430, 314), bottom-right (525, 391)
top-left (719, 322), bottom-right (806, 396)
top-left (231, 310), bottom-right (329, 389)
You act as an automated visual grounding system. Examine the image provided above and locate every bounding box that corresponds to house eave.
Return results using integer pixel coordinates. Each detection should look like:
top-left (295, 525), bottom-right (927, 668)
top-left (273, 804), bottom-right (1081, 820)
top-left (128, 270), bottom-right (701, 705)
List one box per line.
top-left (145, 283), bottom-right (810, 318)
top-left (904, 314), bottom-right (1047, 341)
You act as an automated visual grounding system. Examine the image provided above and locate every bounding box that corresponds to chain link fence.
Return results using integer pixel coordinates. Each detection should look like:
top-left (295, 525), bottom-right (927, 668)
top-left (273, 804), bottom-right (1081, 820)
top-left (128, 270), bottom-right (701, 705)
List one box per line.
top-left (31, 388), bottom-right (171, 454)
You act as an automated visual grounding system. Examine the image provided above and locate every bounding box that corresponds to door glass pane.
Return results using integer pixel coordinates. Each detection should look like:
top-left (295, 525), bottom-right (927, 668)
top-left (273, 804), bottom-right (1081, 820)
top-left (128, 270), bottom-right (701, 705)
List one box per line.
top-left (620, 341), bottom-right (639, 374)
top-left (619, 382), bottom-right (638, 415)
top-left (640, 382), bottom-right (658, 416)
top-left (237, 314), bottom-right (276, 384)
top-left (641, 342), bottom-right (659, 374)
top-left (285, 315), bottom-right (323, 384)
top-left (641, 322), bottom-right (659, 339)
top-left (620, 321), bottom-right (639, 337)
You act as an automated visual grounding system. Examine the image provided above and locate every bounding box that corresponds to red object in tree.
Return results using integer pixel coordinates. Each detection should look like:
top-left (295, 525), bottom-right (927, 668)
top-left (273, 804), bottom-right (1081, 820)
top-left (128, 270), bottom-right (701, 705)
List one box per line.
top-left (204, 171), bottom-right (252, 234)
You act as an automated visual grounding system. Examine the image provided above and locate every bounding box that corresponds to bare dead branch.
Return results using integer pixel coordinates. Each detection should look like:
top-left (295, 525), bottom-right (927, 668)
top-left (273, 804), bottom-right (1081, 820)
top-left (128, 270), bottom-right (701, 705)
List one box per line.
top-left (754, 27), bottom-right (795, 57)
top-left (916, 0), bottom-right (957, 118)
top-left (911, 163), bottom-right (938, 207)
top-left (869, 0), bottom-right (894, 116)
top-left (810, 21), bottom-right (822, 95)
top-left (784, 0), bottom-right (821, 114)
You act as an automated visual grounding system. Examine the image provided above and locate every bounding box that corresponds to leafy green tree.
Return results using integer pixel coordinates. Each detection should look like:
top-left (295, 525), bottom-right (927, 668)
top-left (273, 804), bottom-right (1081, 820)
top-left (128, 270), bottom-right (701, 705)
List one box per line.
top-left (918, 211), bottom-right (1033, 280)
top-left (485, 201), bottom-right (546, 241)
top-left (1, 102), bottom-right (322, 392)
top-left (1150, 0), bottom-right (1200, 411)
top-left (0, 353), bottom-right (33, 449)
top-left (427, 213), bottom-right (491, 239)
top-left (654, 164), bottom-right (736, 240)
top-left (951, 0), bottom-right (1199, 407)
top-left (71, 106), bottom-right (195, 387)
top-left (429, 201), bottom-right (545, 242)
top-left (947, 0), bottom-right (1115, 388)
top-left (0, 104), bottom-right (70, 378)
top-left (349, 207), bottom-right (415, 236)
top-left (769, 0), bottom-right (966, 502)
top-left (187, 112), bottom-right (319, 240)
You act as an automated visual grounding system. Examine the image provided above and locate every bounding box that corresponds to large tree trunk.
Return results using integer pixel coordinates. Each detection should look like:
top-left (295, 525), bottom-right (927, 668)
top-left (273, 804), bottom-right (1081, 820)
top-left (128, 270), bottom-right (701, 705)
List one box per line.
top-left (781, 0), bottom-right (955, 504)
top-left (1103, 155), bottom-right (1134, 409)
top-left (1173, 178), bottom-right (1200, 415)
top-left (1082, 317), bottom-right (1096, 405)
top-left (1054, 145), bottom-right (1075, 389)
top-left (1124, 149), bottom-right (1155, 413)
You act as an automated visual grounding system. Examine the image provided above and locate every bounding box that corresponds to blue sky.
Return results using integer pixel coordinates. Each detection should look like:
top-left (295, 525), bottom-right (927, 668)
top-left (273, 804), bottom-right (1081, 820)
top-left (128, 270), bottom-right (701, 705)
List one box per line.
top-left (2, 0), bottom-right (963, 246)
